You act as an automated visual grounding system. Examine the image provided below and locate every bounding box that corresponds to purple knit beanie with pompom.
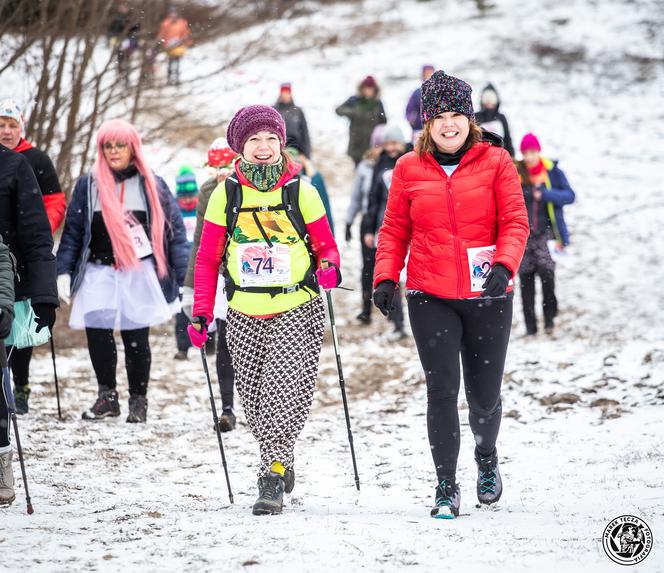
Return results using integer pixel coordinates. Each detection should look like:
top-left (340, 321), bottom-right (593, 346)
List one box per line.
top-left (226, 105), bottom-right (286, 154)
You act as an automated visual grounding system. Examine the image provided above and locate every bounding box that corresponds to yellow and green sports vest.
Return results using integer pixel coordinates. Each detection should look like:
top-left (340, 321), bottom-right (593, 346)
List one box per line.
top-left (204, 177), bottom-right (326, 316)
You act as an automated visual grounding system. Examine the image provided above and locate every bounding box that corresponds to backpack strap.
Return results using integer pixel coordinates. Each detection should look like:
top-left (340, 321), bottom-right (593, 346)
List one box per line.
top-left (281, 176), bottom-right (311, 251)
top-left (224, 175), bottom-right (243, 241)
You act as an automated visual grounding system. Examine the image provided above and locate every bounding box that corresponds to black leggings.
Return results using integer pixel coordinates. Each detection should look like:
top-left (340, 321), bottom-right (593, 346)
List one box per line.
top-left (8, 346), bottom-right (32, 388)
top-left (519, 268), bottom-right (557, 333)
top-left (85, 328), bottom-right (151, 396)
top-left (408, 293), bottom-right (513, 482)
top-left (215, 319), bottom-right (234, 410)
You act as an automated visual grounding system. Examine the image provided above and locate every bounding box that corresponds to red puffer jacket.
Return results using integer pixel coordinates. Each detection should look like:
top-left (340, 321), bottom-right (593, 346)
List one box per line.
top-left (374, 142), bottom-right (529, 299)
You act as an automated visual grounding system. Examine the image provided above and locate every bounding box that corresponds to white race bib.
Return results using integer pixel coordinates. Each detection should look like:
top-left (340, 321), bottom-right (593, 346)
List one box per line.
top-left (467, 245), bottom-right (513, 292)
top-left (128, 223), bottom-right (153, 259)
top-left (547, 239), bottom-right (568, 262)
top-left (237, 243), bottom-right (291, 288)
top-left (183, 217), bottom-right (197, 243)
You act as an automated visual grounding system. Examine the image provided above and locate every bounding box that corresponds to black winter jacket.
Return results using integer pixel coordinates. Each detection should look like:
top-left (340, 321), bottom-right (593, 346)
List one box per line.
top-left (0, 237), bottom-right (14, 319)
top-left (0, 145), bottom-right (58, 306)
top-left (361, 150), bottom-right (406, 237)
top-left (274, 101), bottom-right (312, 158)
top-left (474, 84), bottom-right (514, 157)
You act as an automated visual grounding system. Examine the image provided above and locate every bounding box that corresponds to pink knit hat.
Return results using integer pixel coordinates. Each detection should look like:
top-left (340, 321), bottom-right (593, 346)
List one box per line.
top-left (226, 105), bottom-right (286, 154)
top-left (520, 133), bottom-right (541, 153)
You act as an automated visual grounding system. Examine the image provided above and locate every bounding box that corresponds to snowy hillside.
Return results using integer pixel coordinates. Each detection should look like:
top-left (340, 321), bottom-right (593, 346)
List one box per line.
top-left (3, 0), bottom-right (664, 571)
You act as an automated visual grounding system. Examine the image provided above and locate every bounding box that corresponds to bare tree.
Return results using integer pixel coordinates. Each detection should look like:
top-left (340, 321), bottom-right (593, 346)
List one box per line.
top-left (0, 0), bottom-right (351, 192)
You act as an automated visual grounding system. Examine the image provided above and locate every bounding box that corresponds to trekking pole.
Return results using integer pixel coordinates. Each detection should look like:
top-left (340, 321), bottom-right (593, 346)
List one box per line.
top-left (200, 346), bottom-right (233, 504)
top-left (49, 334), bottom-right (63, 420)
top-left (321, 259), bottom-right (360, 491)
top-left (1, 344), bottom-right (33, 514)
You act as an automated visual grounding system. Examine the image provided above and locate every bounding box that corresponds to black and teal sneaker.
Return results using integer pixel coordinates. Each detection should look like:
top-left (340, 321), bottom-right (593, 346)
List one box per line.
top-left (475, 448), bottom-right (503, 505)
top-left (431, 480), bottom-right (460, 519)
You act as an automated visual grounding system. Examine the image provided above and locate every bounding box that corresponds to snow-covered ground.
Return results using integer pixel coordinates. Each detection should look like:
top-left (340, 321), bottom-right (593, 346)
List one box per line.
top-left (3, 0), bottom-right (664, 571)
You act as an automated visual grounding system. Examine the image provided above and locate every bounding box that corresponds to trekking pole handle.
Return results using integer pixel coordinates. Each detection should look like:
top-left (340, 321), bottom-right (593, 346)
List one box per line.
top-left (321, 258), bottom-right (329, 270)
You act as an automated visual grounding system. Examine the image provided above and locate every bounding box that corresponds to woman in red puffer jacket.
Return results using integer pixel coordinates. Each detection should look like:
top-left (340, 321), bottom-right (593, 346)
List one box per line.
top-left (373, 70), bottom-right (528, 520)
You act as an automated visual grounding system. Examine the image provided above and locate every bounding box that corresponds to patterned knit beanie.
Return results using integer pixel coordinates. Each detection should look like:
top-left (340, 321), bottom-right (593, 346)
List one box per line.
top-left (421, 70), bottom-right (475, 124)
top-left (175, 165), bottom-right (198, 197)
top-left (226, 105), bottom-right (286, 154)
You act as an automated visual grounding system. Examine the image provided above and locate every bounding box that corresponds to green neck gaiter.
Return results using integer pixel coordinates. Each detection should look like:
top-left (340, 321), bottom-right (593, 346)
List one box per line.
top-left (238, 157), bottom-right (285, 192)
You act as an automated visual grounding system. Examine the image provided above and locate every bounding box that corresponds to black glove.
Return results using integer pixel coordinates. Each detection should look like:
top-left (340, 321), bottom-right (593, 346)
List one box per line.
top-left (373, 280), bottom-right (397, 317)
top-left (345, 224), bottom-right (352, 243)
top-left (32, 302), bottom-right (57, 333)
top-left (0, 308), bottom-right (13, 339)
top-left (481, 263), bottom-right (511, 298)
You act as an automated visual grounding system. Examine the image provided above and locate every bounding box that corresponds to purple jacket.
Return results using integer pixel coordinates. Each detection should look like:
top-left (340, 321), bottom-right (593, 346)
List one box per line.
top-left (405, 87), bottom-right (422, 131)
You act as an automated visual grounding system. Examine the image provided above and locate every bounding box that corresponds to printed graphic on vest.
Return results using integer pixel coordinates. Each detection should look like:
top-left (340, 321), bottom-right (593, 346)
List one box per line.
top-left (233, 210), bottom-right (299, 245)
top-left (602, 515), bottom-right (653, 566)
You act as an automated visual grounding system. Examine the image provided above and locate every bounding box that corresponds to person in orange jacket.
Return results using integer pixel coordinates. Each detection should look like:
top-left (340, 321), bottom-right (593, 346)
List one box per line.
top-left (373, 71), bottom-right (528, 519)
top-left (157, 7), bottom-right (191, 86)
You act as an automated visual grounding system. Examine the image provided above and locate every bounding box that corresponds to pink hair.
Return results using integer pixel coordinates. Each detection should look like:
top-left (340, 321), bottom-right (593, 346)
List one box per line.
top-left (93, 119), bottom-right (168, 278)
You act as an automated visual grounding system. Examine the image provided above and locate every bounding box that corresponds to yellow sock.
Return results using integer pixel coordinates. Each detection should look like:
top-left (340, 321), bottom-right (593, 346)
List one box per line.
top-left (270, 461), bottom-right (286, 476)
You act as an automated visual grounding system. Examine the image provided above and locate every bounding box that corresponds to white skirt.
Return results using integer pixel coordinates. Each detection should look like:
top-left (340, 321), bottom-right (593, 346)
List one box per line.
top-left (70, 260), bottom-right (178, 330)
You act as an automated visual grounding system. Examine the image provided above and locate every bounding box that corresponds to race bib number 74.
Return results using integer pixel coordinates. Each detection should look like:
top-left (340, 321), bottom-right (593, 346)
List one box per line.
top-left (237, 243), bottom-right (291, 288)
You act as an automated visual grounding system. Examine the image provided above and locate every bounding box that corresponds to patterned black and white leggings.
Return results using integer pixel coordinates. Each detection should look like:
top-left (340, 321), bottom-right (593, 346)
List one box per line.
top-left (227, 297), bottom-right (325, 477)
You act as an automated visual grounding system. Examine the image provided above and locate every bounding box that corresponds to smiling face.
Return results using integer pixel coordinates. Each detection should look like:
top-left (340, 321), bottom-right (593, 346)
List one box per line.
top-left (0, 116), bottom-right (22, 149)
top-left (429, 112), bottom-right (470, 154)
top-left (242, 131), bottom-right (282, 164)
top-left (102, 140), bottom-right (132, 171)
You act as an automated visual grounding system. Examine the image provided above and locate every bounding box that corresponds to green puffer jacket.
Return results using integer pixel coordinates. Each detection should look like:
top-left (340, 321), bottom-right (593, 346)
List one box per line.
top-left (0, 236), bottom-right (15, 319)
top-left (184, 176), bottom-right (219, 289)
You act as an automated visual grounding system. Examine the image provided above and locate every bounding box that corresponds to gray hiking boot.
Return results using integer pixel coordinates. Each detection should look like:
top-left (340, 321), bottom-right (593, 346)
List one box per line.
top-left (252, 471), bottom-right (285, 516)
top-left (475, 448), bottom-right (503, 505)
top-left (284, 468), bottom-right (295, 494)
top-left (431, 479), bottom-right (461, 519)
top-left (0, 449), bottom-right (15, 506)
top-left (126, 395), bottom-right (148, 423)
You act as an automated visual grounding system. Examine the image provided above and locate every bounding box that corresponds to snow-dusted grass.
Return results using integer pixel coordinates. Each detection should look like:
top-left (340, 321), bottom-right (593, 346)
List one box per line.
top-left (3, 0), bottom-right (664, 571)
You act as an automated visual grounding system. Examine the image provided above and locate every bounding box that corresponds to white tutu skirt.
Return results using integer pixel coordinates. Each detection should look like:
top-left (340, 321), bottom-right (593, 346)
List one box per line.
top-left (69, 260), bottom-right (178, 330)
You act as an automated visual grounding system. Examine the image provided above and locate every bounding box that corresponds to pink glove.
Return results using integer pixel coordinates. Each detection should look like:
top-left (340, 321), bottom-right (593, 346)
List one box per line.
top-left (187, 322), bottom-right (208, 348)
top-left (316, 265), bottom-right (340, 290)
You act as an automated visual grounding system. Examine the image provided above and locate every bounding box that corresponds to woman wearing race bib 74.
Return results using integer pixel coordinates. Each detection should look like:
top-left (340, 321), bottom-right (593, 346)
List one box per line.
top-left (373, 71), bottom-right (529, 519)
top-left (189, 105), bottom-right (340, 516)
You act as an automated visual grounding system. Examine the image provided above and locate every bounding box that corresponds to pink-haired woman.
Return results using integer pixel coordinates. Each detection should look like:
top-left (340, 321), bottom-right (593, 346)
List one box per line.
top-left (57, 119), bottom-right (190, 422)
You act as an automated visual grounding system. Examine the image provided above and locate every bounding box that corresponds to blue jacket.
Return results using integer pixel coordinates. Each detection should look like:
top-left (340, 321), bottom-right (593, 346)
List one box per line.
top-left (57, 172), bottom-right (190, 303)
top-left (518, 158), bottom-right (575, 246)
